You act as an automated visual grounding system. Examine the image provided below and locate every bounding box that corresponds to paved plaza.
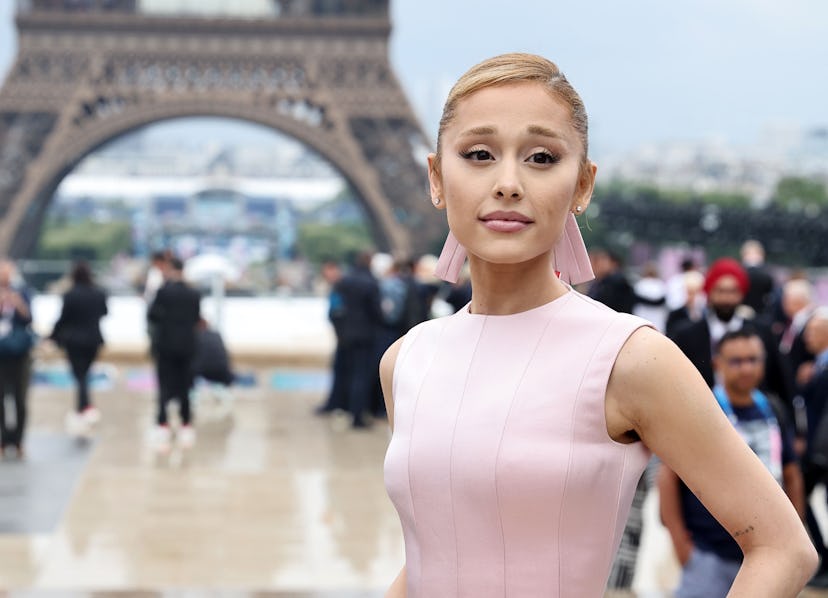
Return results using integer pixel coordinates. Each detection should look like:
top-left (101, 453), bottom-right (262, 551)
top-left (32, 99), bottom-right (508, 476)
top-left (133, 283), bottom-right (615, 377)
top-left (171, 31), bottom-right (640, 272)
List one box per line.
top-left (0, 359), bottom-right (826, 597)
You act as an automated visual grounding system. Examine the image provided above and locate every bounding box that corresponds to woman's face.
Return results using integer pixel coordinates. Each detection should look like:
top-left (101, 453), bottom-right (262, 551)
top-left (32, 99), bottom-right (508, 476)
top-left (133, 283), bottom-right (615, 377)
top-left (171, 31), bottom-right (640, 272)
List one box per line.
top-left (429, 81), bottom-right (594, 269)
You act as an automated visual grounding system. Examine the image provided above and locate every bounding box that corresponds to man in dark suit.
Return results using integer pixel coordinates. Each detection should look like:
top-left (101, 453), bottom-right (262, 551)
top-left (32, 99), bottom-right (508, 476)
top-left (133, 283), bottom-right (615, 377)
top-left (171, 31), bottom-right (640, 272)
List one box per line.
top-left (800, 308), bottom-right (828, 587)
top-left (740, 240), bottom-right (776, 316)
top-left (333, 250), bottom-right (383, 428)
top-left (148, 257), bottom-right (201, 450)
top-left (588, 249), bottom-right (636, 314)
top-left (776, 279), bottom-right (816, 393)
top-left (669, 258), bottom-right (793, 411)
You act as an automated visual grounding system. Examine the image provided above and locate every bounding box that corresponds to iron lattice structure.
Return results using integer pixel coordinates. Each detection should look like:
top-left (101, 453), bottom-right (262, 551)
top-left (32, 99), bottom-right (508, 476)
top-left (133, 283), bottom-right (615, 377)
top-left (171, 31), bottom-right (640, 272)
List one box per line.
top-left (0, 0), bottom-right (445, 257)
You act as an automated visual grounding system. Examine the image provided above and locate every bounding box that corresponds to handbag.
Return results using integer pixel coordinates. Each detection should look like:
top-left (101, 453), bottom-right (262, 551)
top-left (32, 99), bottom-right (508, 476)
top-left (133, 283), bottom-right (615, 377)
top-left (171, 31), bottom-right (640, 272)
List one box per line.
top-left (0, 326), bottom-right (37, 357)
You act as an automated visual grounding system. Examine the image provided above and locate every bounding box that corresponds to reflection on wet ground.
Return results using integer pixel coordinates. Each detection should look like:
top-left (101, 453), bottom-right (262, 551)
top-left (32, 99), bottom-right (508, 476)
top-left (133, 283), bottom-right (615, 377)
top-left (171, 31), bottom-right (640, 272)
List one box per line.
top-left (0, 362), bottom-right (400, 594)
top-left (0, 361), bottom-right (825, 597)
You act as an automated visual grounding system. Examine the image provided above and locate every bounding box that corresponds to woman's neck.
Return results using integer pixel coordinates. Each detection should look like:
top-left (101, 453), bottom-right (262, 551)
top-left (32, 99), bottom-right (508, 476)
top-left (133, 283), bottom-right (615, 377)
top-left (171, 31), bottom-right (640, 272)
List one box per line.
top-left (467, 253), bottom-right (569, 315)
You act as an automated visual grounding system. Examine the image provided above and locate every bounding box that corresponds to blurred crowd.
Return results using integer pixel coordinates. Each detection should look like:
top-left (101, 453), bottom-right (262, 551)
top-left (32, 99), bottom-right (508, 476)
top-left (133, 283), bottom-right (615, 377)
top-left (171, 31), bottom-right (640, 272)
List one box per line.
top-left (584, 239), bottom-right (828, 592)
top-left (0, 250), bottom-right (235, 457)
top-left (4, 237), bottom-right (828, 590)
top-left (308, 239), bottom-right (828, 592)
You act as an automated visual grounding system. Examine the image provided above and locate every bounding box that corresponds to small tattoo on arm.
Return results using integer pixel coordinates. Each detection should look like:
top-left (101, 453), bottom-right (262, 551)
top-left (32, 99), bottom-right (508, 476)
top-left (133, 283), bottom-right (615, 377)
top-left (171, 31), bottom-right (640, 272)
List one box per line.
top-left (733, 525), bottom-right (755, 538)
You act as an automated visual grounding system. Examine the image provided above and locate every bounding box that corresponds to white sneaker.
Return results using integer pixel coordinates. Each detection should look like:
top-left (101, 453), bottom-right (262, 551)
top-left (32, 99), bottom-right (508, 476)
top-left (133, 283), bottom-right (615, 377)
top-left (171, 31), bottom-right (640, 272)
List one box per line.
top-left (65, 411), bottom-right (91, 437)
top-left (82, 406), bottom-right (101, 425)
top-left (152, 425), bottom-right (172, 452)
top-left (177, 425), bottom-right (196, 449)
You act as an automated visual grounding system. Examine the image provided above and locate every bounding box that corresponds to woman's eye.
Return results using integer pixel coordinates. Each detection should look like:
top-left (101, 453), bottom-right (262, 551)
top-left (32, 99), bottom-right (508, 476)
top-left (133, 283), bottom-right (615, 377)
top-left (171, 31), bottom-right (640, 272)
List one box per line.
top-left (529, 151), bottom-right (560, 164)
top-left (461, 149), bottom-right (493, 161)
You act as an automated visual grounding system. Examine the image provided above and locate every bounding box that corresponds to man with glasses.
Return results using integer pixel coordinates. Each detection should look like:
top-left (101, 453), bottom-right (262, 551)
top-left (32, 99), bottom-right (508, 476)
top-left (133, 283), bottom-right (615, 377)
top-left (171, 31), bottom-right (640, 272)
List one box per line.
top-left (670, 257), bottom-right (793, 413)
top-left (659, 329), bottom-right (805, 597)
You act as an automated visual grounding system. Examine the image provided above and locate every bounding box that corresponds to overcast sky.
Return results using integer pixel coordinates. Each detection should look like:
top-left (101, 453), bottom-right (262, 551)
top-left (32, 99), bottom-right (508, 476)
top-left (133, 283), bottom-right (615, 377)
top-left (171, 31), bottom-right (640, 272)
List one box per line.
top-left (1, 1), bottom-right (826, 159)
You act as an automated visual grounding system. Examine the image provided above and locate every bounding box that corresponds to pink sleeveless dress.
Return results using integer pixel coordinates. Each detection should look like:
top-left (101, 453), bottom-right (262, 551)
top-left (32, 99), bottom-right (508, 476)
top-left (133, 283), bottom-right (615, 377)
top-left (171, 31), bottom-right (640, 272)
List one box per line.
top-left (384, 291), bottom-right (652, 597)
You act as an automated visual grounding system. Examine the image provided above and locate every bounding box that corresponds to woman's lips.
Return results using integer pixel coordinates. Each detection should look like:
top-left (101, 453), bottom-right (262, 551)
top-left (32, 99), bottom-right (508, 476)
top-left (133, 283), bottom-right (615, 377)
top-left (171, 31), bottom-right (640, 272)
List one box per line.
top-left (480, 211), bottom-right (533, 233)
top-left (482, 219), bottom-right (531, 232)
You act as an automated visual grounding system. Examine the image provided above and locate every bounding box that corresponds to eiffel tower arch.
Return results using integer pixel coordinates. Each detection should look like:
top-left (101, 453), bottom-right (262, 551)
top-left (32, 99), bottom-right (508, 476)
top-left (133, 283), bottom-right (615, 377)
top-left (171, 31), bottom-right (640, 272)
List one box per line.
top-left (0, 0), bottom-right (445, 259)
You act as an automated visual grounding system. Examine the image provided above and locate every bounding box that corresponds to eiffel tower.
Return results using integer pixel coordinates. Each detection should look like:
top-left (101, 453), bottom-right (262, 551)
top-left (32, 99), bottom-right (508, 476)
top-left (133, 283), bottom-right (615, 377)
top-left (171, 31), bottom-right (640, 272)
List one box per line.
top-left (0, 0), bottom-right (444, 258)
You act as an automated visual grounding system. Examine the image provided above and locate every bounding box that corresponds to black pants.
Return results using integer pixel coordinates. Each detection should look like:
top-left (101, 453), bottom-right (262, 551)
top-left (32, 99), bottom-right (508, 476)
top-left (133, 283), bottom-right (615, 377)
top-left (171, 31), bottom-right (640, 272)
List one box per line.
top-left (340, 341), bottom-right (378, 424)
top-left (321, 344), bottom-right (348, 412)
top-left (66, 345), bottom-right (99, 413)
top-left (803, 461), bottom-right (828, 563)
top-left (0, 355), bottom-right (31, 448)
top-left (156, 354), bottom-right (194, 426)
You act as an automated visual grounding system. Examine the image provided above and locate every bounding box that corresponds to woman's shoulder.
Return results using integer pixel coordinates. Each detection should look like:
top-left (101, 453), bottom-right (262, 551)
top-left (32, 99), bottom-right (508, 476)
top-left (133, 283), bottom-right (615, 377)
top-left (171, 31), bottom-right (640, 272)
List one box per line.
top-left (610, 324), bottom-right (693, 397)
top-left (567, 290), bottom-right (652, 330)
top-left (380, 336), bottom-right (405, 383)
top-left (379, 317), bottom-right (445, 379)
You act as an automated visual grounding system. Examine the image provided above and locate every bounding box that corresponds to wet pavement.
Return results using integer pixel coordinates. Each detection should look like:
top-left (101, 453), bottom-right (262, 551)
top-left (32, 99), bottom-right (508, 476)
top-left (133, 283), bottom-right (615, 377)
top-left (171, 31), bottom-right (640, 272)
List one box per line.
top-left (0, 359), bottom-right (825, 597)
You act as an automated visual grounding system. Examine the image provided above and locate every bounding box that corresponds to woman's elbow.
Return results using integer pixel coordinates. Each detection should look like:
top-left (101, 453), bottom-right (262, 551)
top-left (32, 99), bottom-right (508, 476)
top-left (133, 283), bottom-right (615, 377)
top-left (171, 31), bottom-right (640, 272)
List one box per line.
top-left (745, 525), bottom-right (819, 587)
top-left (779, 533), bottom-right (820, 587)
top-left (795, 539), bottom-right (820, 583)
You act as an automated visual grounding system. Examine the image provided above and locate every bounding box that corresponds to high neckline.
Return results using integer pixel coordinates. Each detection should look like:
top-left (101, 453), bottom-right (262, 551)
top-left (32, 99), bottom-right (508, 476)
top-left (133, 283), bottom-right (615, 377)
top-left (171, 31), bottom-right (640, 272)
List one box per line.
top-left (458, 289), bottom-right (574, 319)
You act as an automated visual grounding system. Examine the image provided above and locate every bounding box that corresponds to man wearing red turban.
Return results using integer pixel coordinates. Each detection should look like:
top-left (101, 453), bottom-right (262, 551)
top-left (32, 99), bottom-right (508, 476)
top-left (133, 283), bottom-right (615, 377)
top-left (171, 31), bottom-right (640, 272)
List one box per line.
top-left (703, 258), bottom-right (751, 299)
top-left (669, 258), bottom-right (793, 407)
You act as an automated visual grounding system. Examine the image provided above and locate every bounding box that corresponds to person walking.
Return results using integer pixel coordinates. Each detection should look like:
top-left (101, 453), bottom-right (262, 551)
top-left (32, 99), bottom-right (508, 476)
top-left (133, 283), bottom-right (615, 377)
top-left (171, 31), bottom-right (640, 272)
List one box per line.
top-left (49, 261), bottom-right (108, 436)
top-left (148, 257), bottom-right (201, 450)
top-left (0, 260), bottom-right (34, 458)
top-left (380, 53), bottom-right (816, 596)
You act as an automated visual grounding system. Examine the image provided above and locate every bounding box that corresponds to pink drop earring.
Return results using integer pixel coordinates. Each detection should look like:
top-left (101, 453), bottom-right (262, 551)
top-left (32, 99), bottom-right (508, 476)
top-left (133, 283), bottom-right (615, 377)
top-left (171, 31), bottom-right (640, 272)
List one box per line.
top-left (434, 213), bottom-right (595, 285)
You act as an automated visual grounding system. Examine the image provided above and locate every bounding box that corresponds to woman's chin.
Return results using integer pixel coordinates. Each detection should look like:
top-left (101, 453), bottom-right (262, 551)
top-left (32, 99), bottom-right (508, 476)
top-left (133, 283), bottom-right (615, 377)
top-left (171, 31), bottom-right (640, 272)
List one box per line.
top-left (468, 248), bottom-right (553, 268)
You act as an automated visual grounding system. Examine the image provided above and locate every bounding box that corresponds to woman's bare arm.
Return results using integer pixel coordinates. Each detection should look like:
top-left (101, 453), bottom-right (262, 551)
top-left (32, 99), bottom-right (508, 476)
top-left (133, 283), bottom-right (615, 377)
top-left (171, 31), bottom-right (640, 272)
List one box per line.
top-left (385, 567), bottom-right (407, 598)
top-left (380, 337), bottom-right (406, 597)
top-left (607, 327), bottom-right (818, 596)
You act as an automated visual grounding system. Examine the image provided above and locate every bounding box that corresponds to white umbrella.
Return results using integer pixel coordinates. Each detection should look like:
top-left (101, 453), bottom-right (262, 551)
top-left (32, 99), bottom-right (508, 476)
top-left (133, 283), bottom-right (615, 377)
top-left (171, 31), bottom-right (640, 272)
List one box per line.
top-left (184, 253), bottom-right (242, 284)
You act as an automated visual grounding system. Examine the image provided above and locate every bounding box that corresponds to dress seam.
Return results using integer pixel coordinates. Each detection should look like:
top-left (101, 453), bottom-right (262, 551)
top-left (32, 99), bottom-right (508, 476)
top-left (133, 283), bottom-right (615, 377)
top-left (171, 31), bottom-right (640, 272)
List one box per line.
top-left (605, 446), bottom-right (630, 585)
top-left (494, 316), bottom-right (554, 598)
top-left (449, 315), bottom-right (488, 596)
top-left (404, 319), bottom-right (449, 588)
top-left (556, 320), bottom-right (615, 597)
top-left (392, 323), bottom-right (425, 403)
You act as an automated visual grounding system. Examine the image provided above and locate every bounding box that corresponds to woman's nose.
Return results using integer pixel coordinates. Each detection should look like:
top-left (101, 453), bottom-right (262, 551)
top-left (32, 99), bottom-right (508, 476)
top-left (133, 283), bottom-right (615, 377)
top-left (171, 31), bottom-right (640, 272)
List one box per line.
top-left (492, 161), bottom-right (523, 200)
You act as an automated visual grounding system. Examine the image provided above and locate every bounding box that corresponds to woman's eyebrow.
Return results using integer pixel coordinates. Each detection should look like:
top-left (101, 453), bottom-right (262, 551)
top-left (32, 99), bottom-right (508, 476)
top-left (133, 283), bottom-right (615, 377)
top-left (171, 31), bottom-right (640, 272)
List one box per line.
top-left (459, 126), bottom-right (496, 137)
top-left (527, 124), bottom-right (564, 139)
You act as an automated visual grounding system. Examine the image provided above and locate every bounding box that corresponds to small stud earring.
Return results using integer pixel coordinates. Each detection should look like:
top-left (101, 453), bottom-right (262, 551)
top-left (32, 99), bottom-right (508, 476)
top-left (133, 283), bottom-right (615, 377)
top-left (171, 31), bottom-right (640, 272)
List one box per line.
top-left (574, 205), bottom-right (582, 213)
top-left (434, 197), bottom-right (441, 206)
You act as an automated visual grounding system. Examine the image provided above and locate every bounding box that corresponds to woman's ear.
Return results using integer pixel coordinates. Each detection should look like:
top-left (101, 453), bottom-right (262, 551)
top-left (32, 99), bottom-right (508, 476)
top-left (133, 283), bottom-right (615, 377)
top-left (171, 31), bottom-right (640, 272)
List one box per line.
top-left (427, 153), bottom-right (445, 209)
top-left (573, 160), bottom-right (597, 213)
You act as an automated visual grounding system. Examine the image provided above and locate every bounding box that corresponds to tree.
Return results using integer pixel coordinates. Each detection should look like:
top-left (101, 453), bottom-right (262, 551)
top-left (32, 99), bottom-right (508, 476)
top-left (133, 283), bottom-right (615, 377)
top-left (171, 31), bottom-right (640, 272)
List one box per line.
top-left (772, 176), bottom-right (828, 211)
top-left (295, 222), bottom-right (374, 265)
top-left (35, 219), bottom-right (132, 261)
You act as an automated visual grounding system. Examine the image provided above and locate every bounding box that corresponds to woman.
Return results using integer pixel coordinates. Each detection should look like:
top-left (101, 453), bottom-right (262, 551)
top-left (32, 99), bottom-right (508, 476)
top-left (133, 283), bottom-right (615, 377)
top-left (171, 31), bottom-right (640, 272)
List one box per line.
top-left (51, 261), bottom-right (108, 433)
top-left (0, 260), bottom-right (34, 458)
top-left (381, 54), bottom-right (816, 596)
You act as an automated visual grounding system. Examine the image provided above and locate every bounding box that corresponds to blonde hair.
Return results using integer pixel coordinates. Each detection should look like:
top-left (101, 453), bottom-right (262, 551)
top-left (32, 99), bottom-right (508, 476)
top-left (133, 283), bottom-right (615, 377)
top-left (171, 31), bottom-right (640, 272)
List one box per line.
top-left (434, 53), bottom-right (590, 173)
